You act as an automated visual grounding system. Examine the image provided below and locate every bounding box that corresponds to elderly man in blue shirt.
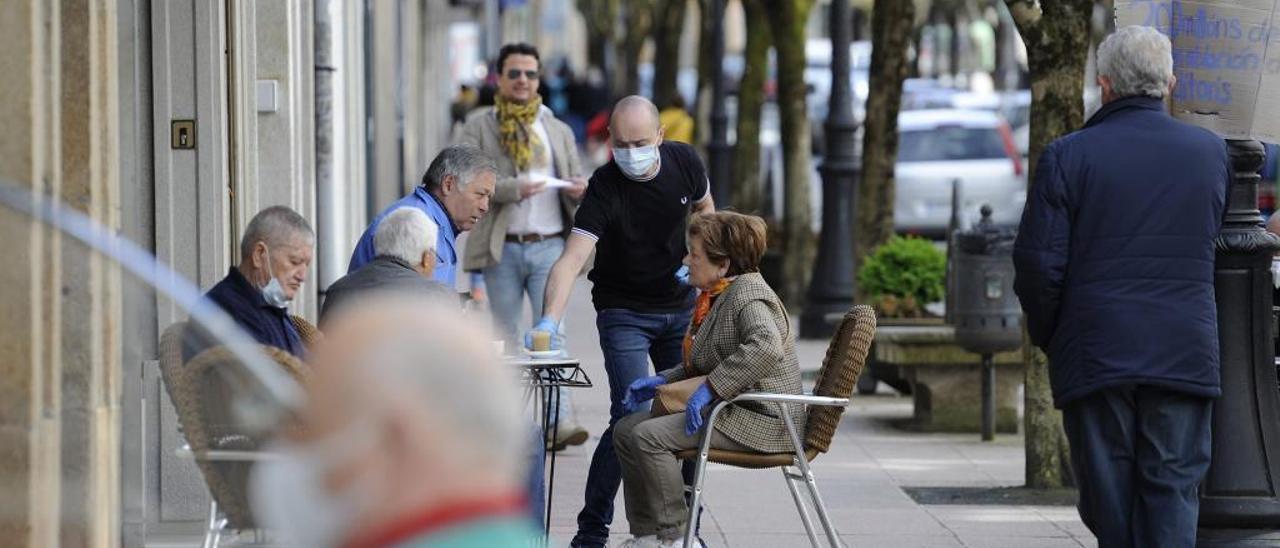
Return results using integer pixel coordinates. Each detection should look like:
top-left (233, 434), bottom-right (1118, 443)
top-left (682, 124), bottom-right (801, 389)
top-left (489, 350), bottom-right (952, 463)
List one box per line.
top-left (350, 144), bottom-right (497, 293)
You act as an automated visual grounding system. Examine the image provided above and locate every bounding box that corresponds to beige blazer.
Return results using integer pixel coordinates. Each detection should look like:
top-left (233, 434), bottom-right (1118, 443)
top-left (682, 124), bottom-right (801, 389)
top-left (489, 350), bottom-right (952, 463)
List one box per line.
top-left (454, 106), bottom-right (584, 271)
top-left (662, 273), bottom-right (806, 453)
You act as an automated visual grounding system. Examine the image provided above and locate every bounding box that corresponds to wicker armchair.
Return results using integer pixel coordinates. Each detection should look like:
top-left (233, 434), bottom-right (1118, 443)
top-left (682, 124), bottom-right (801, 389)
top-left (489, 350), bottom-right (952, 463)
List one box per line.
top-left (676, 305), bottom-right (876, 548)
top-left (158, 321), bottom-right (309, 548)
top-left (289, 314), bottom-right (321, 349)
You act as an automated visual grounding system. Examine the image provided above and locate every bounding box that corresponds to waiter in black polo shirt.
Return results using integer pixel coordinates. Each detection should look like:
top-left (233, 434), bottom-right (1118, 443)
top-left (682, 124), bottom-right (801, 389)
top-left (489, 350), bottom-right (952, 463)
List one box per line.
top-left (526, 95), bottom-right (714, 547)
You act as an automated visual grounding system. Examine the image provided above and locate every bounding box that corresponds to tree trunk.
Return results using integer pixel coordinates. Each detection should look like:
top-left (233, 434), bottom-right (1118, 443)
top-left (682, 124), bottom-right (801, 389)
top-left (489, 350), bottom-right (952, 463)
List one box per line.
top-left (766, 0), bottom-right (816, 307)
top-left (855, 0), bottom-right (915, 299)
top-left (576, 0), bottom-right (618, 80)
top-left (732, 0), bottom-right (771, 216)
top-left (619, 0), bottom-right (656, 96)
top-left (651, 0), bottom-right (688, 109)
top-left (1004, 0), bottom-right (1093, 490)
top-left (576, 0), bottom-right (621, 98)
top-left (694, 0), bottom-right (716, 149)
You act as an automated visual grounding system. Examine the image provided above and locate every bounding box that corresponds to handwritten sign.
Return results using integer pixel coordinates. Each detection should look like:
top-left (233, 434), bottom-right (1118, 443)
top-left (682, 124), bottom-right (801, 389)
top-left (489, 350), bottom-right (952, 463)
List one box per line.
top-left (1116, 0), bottom-right (1280, 141)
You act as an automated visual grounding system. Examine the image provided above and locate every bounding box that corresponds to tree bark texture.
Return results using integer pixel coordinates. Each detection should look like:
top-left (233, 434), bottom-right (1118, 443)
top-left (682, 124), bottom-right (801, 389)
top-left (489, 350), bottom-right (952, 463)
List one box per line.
top-left (855, 0), bottom-right (915, 299)
top-left (1004, 0), bottom-right (1093, 490)
top-left (766, 0), bottom-right (816, 307)
top-left (694, 0), bottom-right (716, 148)
top-left (621, 0), bottom-right (656, 96)
top-left (732, 0), bottom-right (771, 216)
top-left (576, 0), bottom-right (619, 89)
top-left (651, 0), bottom-right (688, 109)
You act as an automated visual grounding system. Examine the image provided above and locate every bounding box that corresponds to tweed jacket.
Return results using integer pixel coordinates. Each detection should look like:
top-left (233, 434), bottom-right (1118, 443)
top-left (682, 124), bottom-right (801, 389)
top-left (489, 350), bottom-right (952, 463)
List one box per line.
top-left (455, 105), bottom-right (584, 271)
top-left (661, 273), bottom-right (805, 453)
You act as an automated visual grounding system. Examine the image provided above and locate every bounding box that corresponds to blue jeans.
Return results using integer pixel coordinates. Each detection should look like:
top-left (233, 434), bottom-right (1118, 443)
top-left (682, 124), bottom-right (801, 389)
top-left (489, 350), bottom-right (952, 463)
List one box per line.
top-left (486, 237), bottom-right (575, 424)
top-left (526, 423), bottom-right (546, 530)
top-left (573, 307), bottom-right (692, 547)
top-left (1062, 385), bottom-right (1212, 548)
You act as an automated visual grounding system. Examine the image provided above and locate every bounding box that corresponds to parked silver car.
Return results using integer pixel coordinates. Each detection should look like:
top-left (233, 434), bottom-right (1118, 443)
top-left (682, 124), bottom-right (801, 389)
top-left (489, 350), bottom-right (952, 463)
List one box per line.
top-left (895, 109), bottom-right (1025, 238)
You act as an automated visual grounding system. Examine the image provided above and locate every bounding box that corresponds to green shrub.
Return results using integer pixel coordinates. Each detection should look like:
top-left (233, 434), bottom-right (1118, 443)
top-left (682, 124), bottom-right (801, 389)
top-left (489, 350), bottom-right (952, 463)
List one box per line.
top-left (859, 236), bottom-right (946, 314)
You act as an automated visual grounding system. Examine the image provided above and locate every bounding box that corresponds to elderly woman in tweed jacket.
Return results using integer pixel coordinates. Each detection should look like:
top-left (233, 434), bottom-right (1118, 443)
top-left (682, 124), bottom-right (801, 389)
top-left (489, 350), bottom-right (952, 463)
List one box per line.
top-left (611, 211), bottom-right (804, 547)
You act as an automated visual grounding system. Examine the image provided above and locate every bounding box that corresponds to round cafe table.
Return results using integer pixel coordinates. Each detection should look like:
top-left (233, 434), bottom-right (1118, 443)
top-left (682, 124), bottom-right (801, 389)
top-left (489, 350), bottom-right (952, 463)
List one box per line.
top-left (503, 354), bottom-right (592, 536)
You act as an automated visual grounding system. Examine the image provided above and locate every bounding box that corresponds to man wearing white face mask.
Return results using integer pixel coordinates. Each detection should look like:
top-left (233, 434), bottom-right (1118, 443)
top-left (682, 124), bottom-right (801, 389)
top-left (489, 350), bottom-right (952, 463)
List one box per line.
top-left (526, 95), bottom-right (715, 547)
top-left (194, 205), bottom-right (314, 360)
top-left (250, 296), bottom-right (537, 548)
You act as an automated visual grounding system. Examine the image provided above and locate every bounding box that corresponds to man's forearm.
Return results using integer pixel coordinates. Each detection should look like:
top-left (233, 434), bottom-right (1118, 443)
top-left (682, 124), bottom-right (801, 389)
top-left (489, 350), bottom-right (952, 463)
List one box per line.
top-left (541, 259), bottom-right (577, 322)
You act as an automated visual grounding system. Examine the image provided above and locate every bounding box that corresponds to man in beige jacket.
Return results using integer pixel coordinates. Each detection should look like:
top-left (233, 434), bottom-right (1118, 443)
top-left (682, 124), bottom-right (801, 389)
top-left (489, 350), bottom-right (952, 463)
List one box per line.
top-left (455, 42), bottom-right (589, 449)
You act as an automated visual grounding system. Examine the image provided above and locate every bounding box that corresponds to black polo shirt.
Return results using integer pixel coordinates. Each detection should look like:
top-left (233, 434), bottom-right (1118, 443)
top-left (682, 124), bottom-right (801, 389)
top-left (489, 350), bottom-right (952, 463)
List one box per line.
top-left (572, 142), bottom-right (710, 312)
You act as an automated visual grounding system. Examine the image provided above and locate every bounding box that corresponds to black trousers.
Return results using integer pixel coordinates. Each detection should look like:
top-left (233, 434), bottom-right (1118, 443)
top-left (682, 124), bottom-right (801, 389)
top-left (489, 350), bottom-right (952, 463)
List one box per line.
top-left (1062, 385), bottom-right (1213, 548)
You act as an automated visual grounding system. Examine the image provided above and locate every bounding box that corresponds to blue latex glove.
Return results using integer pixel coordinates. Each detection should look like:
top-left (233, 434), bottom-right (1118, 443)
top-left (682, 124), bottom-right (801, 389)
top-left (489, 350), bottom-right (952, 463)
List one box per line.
top-left (675, 265), bottom-right (690, 286)
top-left (685, 383), bottom-right (715, 436)
top-left (523, 316), bottom-right (563, 351)
top-left (621, 375), bottom-right (667, 414)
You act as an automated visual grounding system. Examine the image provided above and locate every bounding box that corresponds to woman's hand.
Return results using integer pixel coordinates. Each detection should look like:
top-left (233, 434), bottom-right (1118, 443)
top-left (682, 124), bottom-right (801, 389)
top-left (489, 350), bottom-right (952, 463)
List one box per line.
top-left (684, 383), bottom-right (715, 436)
top-left (622, 375), bottom-right (666, 413)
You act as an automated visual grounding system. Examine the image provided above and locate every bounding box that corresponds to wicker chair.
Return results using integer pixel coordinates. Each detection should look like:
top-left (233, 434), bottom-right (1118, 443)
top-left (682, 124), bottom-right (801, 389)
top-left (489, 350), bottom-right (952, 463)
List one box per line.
top-left (158, 321), bottom-right (309, 548)
top-left (290, 314), bottom-right (321, 348)
top-left (676, 305), bottom-right (876, 548)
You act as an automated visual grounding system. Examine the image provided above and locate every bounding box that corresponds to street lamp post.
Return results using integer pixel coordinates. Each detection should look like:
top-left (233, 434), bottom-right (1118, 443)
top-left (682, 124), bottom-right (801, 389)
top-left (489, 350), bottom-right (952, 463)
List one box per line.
top-left (707, 0), bottom-right (731, 208)
top-left (800, 0), bottom-right (859, 338)
top-left (1197, 139), bottom-right (1280, 546)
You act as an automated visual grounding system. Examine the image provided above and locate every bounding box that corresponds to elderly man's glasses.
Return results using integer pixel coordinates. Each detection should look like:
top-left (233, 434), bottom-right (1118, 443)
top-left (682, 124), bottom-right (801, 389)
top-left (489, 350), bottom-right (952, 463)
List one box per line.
top-left (505, 69), bottom-right (539, 81)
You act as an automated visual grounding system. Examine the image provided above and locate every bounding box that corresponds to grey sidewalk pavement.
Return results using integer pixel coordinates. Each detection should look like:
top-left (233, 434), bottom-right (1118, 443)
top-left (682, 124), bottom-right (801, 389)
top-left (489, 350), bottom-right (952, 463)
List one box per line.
top-left (549, 280), bottom-right (1096, 548)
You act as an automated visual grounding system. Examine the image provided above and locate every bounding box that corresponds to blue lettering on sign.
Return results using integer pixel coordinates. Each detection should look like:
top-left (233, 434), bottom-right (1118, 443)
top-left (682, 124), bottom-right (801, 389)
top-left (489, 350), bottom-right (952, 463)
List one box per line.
top-left (1173, 70), bottom-right (1233, 106)
top-left (1138, 0), bottom-right (1280, 46)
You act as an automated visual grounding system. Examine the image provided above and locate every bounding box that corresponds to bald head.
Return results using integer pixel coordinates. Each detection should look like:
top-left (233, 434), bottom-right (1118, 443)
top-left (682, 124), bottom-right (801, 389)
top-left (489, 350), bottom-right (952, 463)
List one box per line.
top-left (609, 95), bottom-right (664, 148)
top-left (1268, 212), bottom-right (1280, 243)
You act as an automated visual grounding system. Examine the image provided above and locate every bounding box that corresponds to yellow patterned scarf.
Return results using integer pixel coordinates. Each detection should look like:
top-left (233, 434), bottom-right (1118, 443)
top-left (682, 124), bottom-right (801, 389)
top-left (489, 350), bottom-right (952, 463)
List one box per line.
top-left (495, 94), bottom-right (547, 172)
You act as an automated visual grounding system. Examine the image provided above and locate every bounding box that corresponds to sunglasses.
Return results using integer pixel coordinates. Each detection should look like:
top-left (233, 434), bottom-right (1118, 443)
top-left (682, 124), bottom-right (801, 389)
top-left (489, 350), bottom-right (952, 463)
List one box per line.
top-left (505, 69), bottom-right (539, 81)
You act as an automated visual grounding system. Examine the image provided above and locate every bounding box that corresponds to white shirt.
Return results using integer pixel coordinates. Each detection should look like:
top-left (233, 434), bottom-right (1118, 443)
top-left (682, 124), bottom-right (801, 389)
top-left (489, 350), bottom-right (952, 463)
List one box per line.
top-left (506, 109), bottom-right (565, 236)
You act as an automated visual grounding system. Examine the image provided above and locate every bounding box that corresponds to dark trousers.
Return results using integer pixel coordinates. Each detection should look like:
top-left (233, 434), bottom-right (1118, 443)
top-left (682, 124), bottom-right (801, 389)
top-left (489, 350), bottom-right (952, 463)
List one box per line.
top-left (1062, 385), bottom-right (1213, 548)
top-left (572, 308), bottom-right (691, 547)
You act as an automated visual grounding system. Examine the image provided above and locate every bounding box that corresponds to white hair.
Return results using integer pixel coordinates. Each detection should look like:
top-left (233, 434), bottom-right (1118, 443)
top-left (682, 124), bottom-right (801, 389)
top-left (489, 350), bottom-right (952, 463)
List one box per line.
top-left (1097, 25), bottom-right (1174, 99)
top-left (373, 207), bottom-right (437, 265)
top-left (352, 298), bottom-right (523, 475)
top-left (240, 205), bottom-right (313, 260)
top-left (422, 144), bottom-right (497, 191)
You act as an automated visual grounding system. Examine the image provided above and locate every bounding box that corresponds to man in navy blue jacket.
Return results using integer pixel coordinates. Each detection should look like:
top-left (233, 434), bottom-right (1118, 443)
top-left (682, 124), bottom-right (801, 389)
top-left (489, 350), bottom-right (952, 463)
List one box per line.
top-left (188, 206), bottom-right (314, 361)
top-left (1014, 25), bottom-right (1230, 547)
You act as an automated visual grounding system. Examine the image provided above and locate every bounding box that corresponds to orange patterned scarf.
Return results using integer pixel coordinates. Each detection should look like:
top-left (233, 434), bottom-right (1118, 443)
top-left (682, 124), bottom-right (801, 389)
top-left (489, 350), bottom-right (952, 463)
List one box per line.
top-left (682, 277), bottom-right (733, 373)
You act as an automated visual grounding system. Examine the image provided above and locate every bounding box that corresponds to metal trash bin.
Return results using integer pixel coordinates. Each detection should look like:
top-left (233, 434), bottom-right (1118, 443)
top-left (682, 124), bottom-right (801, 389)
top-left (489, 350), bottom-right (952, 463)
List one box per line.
top-left (949, 205), bottom-right (1022, 440)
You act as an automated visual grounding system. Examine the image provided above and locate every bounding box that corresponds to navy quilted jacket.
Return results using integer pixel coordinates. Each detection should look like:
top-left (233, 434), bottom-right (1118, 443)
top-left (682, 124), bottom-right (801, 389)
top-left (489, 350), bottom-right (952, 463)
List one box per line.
top-left (1013, 96), bottom-right (1230, 407)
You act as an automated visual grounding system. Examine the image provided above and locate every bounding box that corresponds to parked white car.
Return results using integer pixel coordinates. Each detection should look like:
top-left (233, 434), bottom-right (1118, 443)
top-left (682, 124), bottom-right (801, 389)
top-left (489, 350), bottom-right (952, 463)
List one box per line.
top-left (895, 109), bottom-right (1025, 238)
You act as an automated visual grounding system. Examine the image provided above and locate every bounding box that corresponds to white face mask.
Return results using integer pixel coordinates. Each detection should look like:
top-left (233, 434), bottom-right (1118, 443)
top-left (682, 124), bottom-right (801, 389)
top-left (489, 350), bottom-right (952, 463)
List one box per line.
top-left (613, 144), bottom-right (660, 180)
top-left (259, 245), bottom-right (291, 308)
top-left (250, 424), bottom-right (375, 548)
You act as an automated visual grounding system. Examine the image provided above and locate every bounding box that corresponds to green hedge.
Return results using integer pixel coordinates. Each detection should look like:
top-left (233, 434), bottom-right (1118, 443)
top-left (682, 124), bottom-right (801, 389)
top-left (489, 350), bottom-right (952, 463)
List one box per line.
top-left (859, 236), bottom-right (946, 315)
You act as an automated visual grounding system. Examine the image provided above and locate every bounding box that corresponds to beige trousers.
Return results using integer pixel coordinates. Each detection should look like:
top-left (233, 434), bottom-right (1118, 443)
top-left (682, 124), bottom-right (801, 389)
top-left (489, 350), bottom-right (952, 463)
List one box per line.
top-left (612, 410), bottom-right (752, 540)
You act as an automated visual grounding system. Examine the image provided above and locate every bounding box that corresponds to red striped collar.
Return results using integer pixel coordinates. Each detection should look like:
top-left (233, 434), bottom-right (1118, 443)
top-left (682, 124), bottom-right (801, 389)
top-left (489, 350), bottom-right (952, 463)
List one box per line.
top-left (343, 493), bottom-right (528, 548)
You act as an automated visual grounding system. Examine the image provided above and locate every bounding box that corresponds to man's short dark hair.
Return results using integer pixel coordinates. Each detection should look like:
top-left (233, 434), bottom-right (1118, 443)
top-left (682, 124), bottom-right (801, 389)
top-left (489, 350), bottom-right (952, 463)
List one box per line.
top-left (497, 43), bottom-right (540, 74)
top-left (420, 144), bottom-right (497, 192)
